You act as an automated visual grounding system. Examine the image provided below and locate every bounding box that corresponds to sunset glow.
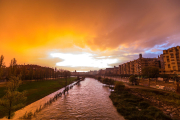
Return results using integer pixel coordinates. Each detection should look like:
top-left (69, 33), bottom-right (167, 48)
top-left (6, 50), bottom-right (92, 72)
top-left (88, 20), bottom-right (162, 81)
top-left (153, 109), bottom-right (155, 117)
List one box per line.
top-left (0, 0), bottom-right (180, 71)
top-left (50, 52), bottom-right (118, 68)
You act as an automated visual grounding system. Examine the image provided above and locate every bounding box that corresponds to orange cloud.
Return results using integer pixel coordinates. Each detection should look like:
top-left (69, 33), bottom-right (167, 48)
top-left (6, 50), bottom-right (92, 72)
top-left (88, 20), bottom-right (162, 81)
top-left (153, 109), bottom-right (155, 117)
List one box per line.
top-left (0, 0), bottom-right (180, 70)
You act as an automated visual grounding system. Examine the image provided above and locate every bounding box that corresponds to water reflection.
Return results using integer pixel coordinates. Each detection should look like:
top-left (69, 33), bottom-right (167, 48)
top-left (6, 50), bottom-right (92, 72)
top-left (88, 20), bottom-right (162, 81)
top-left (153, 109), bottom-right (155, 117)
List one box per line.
top-left (32, 78), bottom-right (124, 120)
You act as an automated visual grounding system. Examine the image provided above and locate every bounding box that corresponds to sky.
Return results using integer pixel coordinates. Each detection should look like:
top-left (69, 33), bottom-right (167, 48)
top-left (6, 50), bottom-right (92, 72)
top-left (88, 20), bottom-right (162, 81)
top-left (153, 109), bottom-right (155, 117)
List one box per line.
top-left (0, 0), bottom-right (180, 72)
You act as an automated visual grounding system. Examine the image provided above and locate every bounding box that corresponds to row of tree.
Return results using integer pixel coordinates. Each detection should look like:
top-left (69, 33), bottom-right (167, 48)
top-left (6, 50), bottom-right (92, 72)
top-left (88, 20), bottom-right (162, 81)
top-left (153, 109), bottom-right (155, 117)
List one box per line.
top-left (0, 55), bottom-right (71, 81)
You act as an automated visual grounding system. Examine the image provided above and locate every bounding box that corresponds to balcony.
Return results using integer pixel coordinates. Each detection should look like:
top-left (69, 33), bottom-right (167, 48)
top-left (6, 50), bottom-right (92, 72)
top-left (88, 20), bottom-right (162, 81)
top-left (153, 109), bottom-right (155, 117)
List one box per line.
top-left (169, 50), bottom-right (174, 53)
top-left (171, 58), bottom-right (175, 61)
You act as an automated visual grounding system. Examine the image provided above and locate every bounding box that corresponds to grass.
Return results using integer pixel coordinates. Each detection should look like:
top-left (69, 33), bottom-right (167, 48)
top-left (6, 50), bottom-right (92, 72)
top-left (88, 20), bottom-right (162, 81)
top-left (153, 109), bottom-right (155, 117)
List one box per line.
top-left (132, 88), bottom-right (180, 106)
top-left (110, 89), bottom-right (172, 120)
top-left (97, 77), bottom-right (173, 120)
top-left (97, 77), bottom-right (115, 85)
top-left (0, 77), bottom-right (77, 118)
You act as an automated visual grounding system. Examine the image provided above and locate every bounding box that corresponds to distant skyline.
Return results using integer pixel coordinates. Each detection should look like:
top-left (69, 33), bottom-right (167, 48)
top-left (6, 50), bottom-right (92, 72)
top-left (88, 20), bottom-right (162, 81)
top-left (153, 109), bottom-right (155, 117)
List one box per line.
top-left (1, 0), bottom-right (180, 71)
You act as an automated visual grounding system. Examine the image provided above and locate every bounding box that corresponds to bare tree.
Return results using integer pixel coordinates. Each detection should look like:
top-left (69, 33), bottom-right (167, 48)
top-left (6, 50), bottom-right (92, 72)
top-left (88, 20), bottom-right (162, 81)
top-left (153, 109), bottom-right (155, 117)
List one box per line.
top-left (0, 55), bottom-right (5, 80)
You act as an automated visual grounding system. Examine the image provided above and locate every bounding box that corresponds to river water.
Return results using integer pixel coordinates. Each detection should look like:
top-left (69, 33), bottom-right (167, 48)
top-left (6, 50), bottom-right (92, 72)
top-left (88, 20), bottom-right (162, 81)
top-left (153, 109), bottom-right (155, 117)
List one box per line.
top-left (32, 78), bottom-right (124, 120)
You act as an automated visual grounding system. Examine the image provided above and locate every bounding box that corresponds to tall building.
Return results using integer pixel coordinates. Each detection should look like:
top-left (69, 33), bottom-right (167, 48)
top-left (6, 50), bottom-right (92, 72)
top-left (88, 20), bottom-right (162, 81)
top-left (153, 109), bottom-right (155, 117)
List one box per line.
top-left (130, 61), bottom-right (134, 74)
top-left (119, 54), bottom-right (160, 75)
top-left (158, 54), bottom-right (165, 73)
top-left (163, 46), bottom-right (180, 75)
top-left (113, 66), bottom-right (119, 75)
top-left (125, 62), bottom-right (130, 74)
top-left (105, 68), bottom-right (114, 75)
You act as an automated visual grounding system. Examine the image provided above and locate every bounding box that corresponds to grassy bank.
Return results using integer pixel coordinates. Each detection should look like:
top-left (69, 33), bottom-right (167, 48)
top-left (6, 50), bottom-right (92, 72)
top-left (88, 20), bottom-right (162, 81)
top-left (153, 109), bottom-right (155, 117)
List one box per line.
top-left (97, 77), bottom-right (115, 85)
top-left (131, 88), bottom-right (180, 106)
top-left (97, 77), bottom-right (172, 120)
top-left (110, 89), bottom-right (172, 120)
top-left (0, 77), bottom-right (77, 118)
top-left (111, 82), bottom-right (172, 120)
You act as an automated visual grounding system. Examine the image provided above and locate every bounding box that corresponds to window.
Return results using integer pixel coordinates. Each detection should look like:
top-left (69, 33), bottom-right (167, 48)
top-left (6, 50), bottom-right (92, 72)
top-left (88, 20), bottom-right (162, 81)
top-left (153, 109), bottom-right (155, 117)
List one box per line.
top-left (171, 59), bottom-right (175, 61)
top-left (169, 50), bottom-right (173, 52)
top-left (168, 64), bottom-right (171, 68)
top-left (173, 66), bottom-right (176, 70)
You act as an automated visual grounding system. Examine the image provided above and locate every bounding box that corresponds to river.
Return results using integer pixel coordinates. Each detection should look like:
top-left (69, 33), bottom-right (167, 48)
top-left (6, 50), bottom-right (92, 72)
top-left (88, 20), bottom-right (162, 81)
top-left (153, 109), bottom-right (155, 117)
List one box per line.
top-left (32, 78), bottom-right (124, 120)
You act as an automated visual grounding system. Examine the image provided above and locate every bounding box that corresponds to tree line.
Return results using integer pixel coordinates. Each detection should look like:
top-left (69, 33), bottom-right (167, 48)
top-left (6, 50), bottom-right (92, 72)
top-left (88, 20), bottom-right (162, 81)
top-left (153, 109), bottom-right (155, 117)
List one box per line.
top-left (0, 55), bottom-right (71, 81)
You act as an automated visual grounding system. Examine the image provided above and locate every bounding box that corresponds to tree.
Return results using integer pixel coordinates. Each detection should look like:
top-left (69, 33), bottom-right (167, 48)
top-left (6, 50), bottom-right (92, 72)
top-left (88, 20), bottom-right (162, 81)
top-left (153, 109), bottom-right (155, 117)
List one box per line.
top-left (172, 73), bottom-right (178, 82)
top-left (114, 81), bottom-right (125, 91)
top-left (8, 58), bottom-right (17, 78)
top-left (0, 75), bottom-right (26, 119)
top-left (142, 66), bottom-right (159, 78)
top-left (142, 66), bottom-right (159, 86)
top-left (0, 55), bottom-right (5, 80)
top-left (54, 67), bottom-right (57, 78)
top-left (21, 65), bottom-right (26, 80)
top-left (129, 75), bottom-right (136, 85)
top-left (160, 73), bottom-right (169, 81)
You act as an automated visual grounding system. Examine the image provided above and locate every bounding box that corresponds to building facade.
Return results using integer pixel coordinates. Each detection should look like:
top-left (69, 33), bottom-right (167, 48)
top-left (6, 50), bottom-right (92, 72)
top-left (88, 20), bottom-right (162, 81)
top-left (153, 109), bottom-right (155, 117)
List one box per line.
top-left (163, 46), bottom-right (180, 76)
top-left (119, 54), bottom-right (160, 75)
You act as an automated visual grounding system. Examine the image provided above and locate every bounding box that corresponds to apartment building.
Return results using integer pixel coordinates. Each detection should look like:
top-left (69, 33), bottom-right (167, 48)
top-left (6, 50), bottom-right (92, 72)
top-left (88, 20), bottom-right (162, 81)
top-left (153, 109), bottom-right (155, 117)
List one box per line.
top-left (105, 68), bottom-right (114, 75)
top-left (119, 54), bottom-right (160, 75)
top-left (98, 69), bottom-right (106, 75)
top-left (125, 62), bottom-right (130, 75)
top-left (113, 66), bottom-right (119, 75)
top-left (130, 61), bottom-right (134, 74)
top-left (163, 46), bottom-right (180, 75)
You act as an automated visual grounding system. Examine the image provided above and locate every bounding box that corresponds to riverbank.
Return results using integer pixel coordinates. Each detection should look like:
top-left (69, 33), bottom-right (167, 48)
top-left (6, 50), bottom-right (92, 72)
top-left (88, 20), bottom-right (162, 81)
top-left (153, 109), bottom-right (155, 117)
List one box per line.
top-left (110, 88), bottom-right (172, 120)
top-left (129, 88), bottom-right (180, 119)
top-left (0, 77), bottom-right (77, 118)
top-left (97, 77), bottom-right (174, 120)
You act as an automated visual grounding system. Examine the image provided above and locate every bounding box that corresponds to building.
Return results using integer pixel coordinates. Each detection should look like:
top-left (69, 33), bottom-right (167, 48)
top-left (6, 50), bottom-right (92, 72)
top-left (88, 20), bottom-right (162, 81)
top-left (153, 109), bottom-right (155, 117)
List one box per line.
top-left (113, 66), bottom-right (119, 75)
top-left (119, 54), bottom-right (160, 75)
top-left (158, 54), bottom-right (165, 73)
top-left (163, 46), bottom-right (180, 76)
top-left (129, 61), bottom-right (134, 75)
top-left (105, 68), bottom-right (114, 75)
top-left (102, 46), bottom-right (180, 76)
top-left (98, 69), bottom-right (106, 75)
top-left (125, 62), bottom-right (130, 75)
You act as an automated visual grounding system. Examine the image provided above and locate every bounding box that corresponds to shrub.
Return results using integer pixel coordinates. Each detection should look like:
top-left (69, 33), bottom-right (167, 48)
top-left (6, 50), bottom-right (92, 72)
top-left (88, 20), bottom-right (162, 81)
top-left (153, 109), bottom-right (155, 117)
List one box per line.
top-left (138, 101), bottom-right (150, 109)
top-left (97, 76), bottom-right (101, 80)
top-left (127, 114), bottom-right (154, 120)
top-left (103, 78), bottom-right (115, 85)
top-left (117, 106), bottom-right (138, 116)
top-left (114, 82), bottom-right (125, 91)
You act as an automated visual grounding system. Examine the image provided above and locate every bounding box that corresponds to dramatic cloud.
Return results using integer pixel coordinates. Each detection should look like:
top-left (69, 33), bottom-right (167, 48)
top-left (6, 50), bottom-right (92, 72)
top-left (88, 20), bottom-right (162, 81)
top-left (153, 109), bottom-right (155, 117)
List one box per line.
top-left (0, 0), bottom-right (180, 71)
